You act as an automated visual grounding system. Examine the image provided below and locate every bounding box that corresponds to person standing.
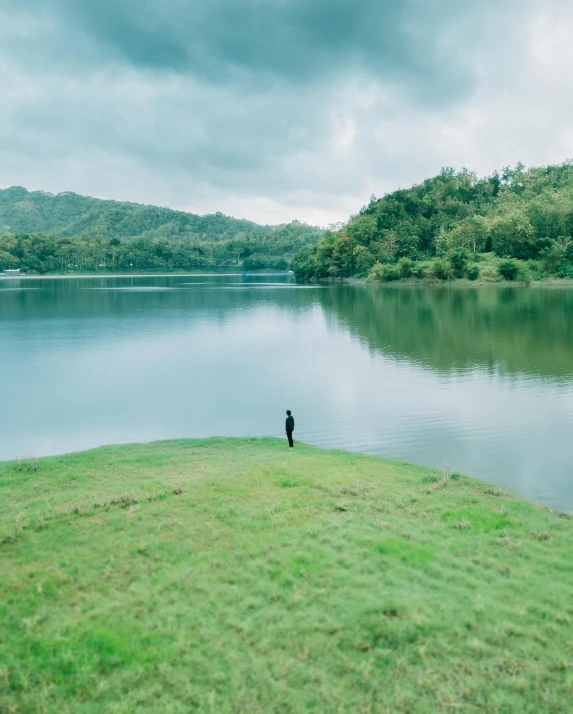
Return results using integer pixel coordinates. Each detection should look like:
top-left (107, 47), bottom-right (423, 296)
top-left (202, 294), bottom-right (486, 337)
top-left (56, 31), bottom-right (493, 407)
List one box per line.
top-left (285, 410), bottom-right (295, 449)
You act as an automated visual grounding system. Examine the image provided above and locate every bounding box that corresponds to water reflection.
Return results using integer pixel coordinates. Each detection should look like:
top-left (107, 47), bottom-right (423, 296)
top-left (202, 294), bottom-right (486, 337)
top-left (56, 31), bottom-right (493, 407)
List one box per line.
top-left (322, 285), bottom-right (573, 380)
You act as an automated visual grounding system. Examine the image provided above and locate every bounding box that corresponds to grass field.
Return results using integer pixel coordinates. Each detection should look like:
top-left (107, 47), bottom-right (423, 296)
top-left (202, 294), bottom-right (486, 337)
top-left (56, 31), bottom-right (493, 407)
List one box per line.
top-left (1, 438), bottom-right (572, 713)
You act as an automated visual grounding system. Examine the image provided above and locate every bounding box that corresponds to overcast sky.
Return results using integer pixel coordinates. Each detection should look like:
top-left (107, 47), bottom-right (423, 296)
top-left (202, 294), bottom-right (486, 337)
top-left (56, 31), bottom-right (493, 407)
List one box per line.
top-left (1, 0), bottom-right (572, 225)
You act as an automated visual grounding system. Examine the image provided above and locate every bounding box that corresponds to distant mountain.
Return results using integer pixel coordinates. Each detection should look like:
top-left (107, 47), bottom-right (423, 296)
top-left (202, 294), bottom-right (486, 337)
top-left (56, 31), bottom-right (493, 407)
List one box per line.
top-left (0, 186), bottom-right (275, 241)
top-left (0, 187), bottom-right (323, 273)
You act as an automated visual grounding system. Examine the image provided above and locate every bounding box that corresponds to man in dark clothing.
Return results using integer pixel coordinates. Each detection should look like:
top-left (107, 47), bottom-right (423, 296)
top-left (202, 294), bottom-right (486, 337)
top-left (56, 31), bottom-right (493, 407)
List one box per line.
top-left (285, 410), bottom-right (295, 449)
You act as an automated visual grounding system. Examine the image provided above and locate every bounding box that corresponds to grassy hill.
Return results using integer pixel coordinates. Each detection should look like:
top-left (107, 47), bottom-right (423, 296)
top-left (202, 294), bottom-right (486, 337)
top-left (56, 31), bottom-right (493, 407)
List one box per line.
top-left (1, 438), bottom-right (572, 712)
top-left (0, 187), bottom-right (323, 273)
top-left (292, 161), bottom-right (573, 283)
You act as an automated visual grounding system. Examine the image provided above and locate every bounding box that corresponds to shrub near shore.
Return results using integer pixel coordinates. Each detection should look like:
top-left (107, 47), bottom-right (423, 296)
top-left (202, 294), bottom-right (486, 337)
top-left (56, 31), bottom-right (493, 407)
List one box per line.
top-left (365, 253), bottom-right (532, 284)
top-left (1, 438), bottom-right (572, 712)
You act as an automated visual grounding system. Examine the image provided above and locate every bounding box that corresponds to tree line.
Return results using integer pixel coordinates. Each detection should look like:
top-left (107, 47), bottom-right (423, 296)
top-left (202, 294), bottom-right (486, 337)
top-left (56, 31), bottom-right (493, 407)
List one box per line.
top-left (292, 161), bottom-right (573, 282)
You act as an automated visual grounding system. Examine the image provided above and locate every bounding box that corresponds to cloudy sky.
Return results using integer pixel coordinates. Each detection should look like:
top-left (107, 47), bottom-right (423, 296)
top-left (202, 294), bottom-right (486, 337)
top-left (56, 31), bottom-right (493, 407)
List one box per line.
top-left (1, 1), bottom-right (572, 225)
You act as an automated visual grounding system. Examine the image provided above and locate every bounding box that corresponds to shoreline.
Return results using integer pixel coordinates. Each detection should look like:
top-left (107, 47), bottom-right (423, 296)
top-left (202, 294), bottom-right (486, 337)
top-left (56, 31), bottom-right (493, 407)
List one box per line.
top-left (0, 436), bottom-right (567, 512)
top-left (2, 271), bottom-right (573, 287)
top-left (0, 270), bottom-right (294, 280)
top-left (349, 276), bottom-right (573, 288)
top-left (0, 436), bottom-right (562, 510)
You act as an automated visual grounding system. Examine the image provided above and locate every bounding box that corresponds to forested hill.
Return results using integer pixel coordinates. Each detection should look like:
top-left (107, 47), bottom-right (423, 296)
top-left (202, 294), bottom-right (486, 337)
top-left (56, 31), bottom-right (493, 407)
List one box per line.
top-left (0, 186), bottom-right (265, 240)
top-left (0, 187), bottom-right (323, 273)
top-left (292, 161), bottom-right (573, 282)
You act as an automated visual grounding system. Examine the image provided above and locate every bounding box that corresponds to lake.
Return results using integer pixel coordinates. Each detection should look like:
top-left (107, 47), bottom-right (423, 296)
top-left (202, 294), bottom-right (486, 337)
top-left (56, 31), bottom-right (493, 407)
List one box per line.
top-left (2, 274), bottom-right (573, 510)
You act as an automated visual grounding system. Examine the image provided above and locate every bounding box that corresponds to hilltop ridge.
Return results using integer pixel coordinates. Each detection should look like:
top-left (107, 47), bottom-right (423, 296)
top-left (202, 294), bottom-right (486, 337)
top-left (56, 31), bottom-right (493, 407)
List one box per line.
top-left (0, 186), bottom-right (265, 240)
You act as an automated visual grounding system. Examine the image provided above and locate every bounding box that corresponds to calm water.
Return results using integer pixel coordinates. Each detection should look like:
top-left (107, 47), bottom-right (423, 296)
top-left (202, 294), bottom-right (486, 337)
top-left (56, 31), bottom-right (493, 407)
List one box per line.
top-left (2, 274), bottom-right (573, 510)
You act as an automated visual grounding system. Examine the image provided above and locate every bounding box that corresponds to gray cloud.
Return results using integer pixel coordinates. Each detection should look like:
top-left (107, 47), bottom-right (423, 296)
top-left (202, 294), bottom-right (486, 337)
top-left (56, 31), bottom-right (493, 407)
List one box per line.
top-left (3, 0), bottom-right (518, 101)
top-left (0, 0), bottom-right (570, 225)
top-left (67, 0), bottom-right (463, 99)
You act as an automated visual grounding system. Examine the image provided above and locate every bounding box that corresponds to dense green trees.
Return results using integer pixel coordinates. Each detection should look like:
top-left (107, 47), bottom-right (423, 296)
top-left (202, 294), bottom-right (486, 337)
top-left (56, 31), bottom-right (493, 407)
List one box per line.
top-left (293, 161), bottom-right (573, 282)
top-left (8, 161), bottom-right (573, 280)
top-left (0, 188), bottom-right (322, 273)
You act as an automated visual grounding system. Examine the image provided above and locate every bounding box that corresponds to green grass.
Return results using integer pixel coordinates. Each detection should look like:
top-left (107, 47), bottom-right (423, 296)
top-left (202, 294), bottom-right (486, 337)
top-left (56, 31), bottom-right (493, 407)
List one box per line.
top-left (1, 438), bottom-right (572, 713)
